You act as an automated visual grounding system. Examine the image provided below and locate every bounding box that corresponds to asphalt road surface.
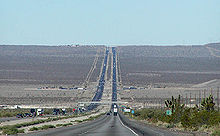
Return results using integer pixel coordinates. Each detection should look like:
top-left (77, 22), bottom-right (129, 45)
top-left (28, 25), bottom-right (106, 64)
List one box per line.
top-left (24, 112), bottom-right (180, 136)
top-left (0, 117), bottom-right (19, 122)
top-left (81, 115), bottom-right (136, 136)
top-left (25, 115), bottom-right (134, 136)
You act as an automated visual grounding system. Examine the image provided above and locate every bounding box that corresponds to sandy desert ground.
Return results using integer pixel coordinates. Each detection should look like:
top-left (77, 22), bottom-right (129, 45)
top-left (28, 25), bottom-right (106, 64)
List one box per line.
top-left (118, 44), bottom-right (220, 86)
top-left (0, 45), bottom-right (106, 108)
top-left (0, 44), bottom-right (220, 109)
top-left (117, 43), bottom-right (220, 108)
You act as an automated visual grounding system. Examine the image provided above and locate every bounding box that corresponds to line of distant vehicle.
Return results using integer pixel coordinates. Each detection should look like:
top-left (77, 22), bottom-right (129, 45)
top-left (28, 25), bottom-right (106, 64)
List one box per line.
top-left (87, 48), bottom-right (109, 110)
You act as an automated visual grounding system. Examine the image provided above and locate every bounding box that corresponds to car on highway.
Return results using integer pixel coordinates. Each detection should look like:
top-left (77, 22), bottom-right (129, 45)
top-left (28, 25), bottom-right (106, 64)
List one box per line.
top-left (16, 113), bottom-right (23, 118)
top-left (30, 108), bottom-right (36, 117)
top-left (53, 108), bottom-right (60, 115)
top-left (24, 113), bottom-right (31, 117)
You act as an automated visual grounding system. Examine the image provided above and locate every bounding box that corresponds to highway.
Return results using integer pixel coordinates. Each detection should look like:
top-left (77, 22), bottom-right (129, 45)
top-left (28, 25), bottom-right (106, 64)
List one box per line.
top-left (24, 47), bottom-right (180, 136)
top-left (112, 47), bottom-right (117, 102)
top-left (24, 111), bottom-right (179, 136)
top-left (87, 48), bottom-right (109, 110)
top-left (24, 114), bottom-right (135, 136)
top-left (0, 117), bottom-right (19, 122)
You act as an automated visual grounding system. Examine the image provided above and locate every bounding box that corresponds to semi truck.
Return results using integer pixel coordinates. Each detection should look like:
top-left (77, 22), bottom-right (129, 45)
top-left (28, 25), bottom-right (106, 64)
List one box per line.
top-left (113, 105), bottom-right (118, 116)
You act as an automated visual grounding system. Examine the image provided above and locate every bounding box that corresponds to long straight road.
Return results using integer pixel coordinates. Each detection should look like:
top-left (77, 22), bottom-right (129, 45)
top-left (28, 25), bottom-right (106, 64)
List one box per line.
top-left (24, 47), bottom-right (180, 136)
top-left (83, 116), bottom-right (135, 136)
top-left (25, 114), bottom-right (137, 136)
top-left (87, 48), bottom-right (109, 110)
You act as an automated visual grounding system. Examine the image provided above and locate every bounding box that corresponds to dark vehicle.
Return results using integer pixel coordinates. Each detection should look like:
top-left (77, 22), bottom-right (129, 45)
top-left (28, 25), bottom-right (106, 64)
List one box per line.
top-left (24, 113), bottom-right (31, 117)
top-left (30, 108), bottom-right (36, 117)
top-left (16, 113), bottom-right (23, 118)
top-left (106, 112), bottom-right (111, 115)
top-left (53, 108), bottom-right (60, 115)
top-left (30, 108), bottom-right (36, 113)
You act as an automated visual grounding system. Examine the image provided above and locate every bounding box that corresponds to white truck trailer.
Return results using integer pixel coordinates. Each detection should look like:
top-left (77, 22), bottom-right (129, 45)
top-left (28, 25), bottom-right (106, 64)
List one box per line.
top-left (113, 105), bottom-right (118, 116)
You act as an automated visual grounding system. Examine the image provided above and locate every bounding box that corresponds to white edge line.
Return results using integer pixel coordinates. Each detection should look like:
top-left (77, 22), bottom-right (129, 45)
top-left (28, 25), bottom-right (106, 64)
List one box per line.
top-left (118, 115), bottom-right (139, 136)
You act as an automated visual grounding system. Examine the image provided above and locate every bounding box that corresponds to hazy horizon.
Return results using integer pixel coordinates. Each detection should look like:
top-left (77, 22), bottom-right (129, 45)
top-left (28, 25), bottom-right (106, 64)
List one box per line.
top-left (0, 42), bottom-right (219, 46)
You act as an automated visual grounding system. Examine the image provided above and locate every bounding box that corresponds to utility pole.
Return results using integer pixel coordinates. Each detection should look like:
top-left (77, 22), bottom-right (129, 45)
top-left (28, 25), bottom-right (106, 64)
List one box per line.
top-left (217, 87), bottom-right (219, 111)
top-left (190, 92), bottom-right (191, 108)
top-left (195, 93), bottom-right (197, 106)
top-left (199, 90), bottom-right (201, 108)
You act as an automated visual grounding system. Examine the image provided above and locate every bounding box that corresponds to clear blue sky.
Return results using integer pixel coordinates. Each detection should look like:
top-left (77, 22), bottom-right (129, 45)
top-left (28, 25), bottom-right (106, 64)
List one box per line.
top-left (0, 0), bottom-right (220, 45)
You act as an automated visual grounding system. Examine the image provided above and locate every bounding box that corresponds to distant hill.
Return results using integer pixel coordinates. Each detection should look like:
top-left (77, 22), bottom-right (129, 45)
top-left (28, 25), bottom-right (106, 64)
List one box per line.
top-left (205, 42), bottom-right (220, 50)
top-left (118, 45), bottom-right (212, 58)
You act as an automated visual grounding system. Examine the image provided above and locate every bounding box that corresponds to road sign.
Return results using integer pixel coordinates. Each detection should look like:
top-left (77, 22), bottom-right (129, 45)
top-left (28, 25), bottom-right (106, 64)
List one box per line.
top-left (131, 110), bottom-right (134, 114)
top-left (166, 110), bottom-right (172, 115)
top-left (124, 108), bottom-right (131, 112)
